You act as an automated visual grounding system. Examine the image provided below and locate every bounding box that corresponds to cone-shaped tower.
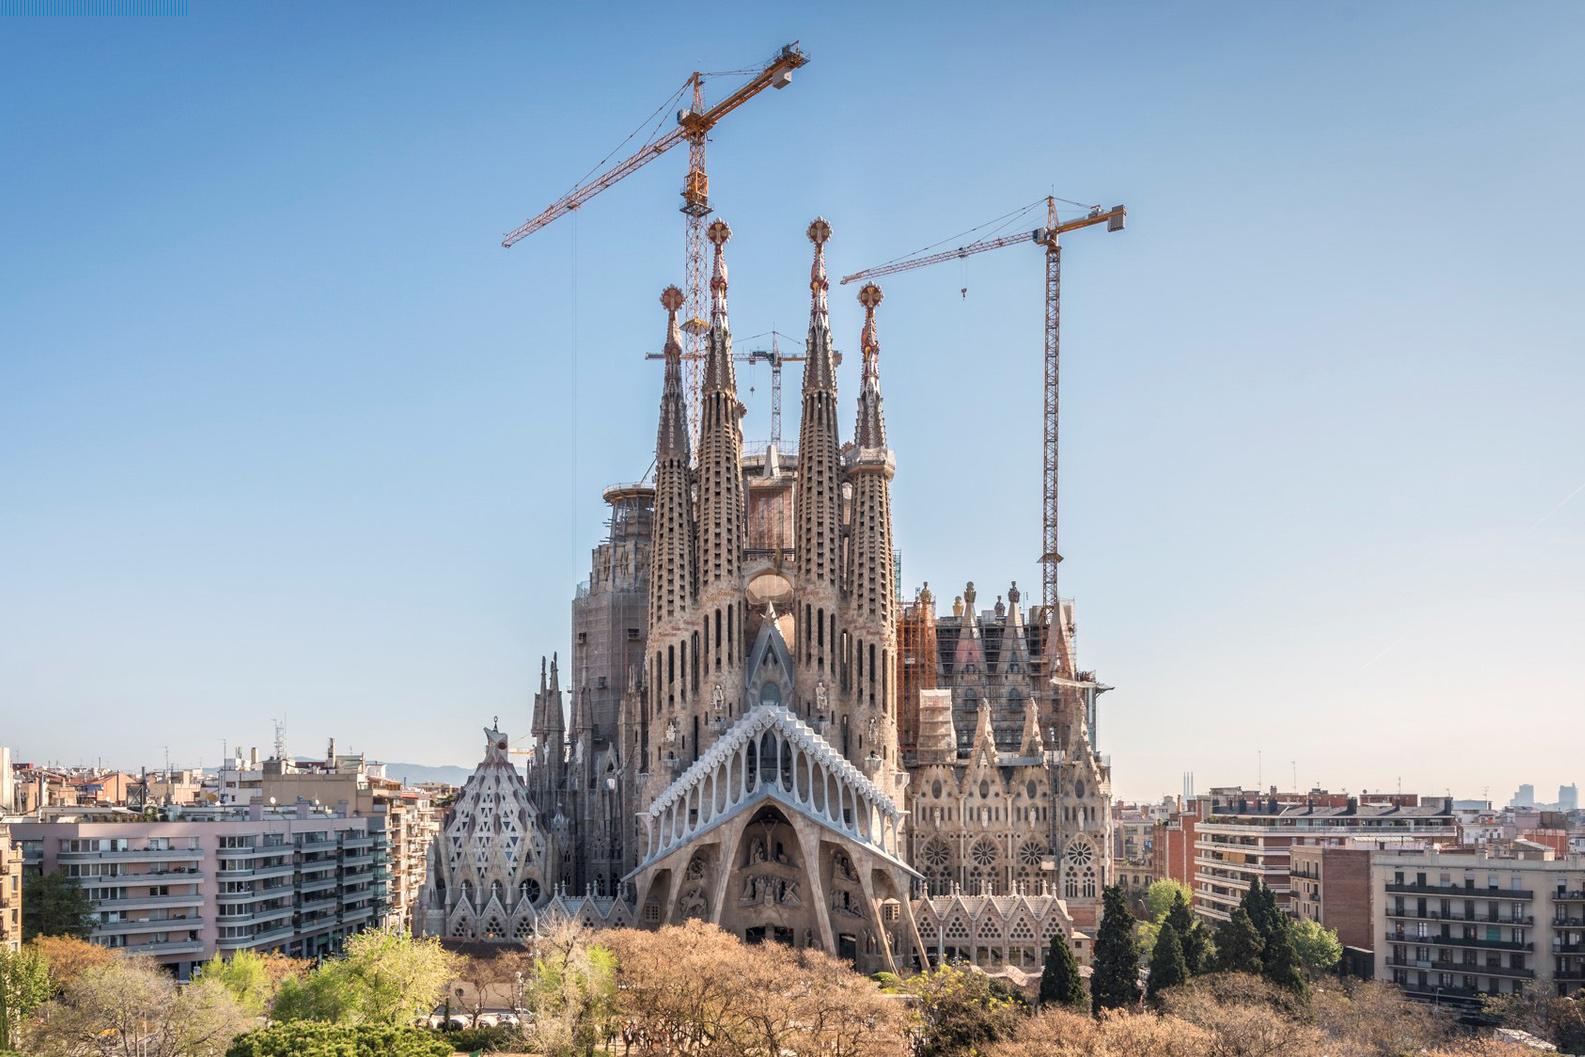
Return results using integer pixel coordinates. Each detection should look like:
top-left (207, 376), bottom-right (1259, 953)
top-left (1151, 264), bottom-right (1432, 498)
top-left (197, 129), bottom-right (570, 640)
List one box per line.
top-left (694, 220), bottom-right (746, 757)
top-left (846, 282), bottom-right (901, 783)
top-left (646, 286), bottom-right (697, 796)
top-left (793, 218), bottom-right (847, 749)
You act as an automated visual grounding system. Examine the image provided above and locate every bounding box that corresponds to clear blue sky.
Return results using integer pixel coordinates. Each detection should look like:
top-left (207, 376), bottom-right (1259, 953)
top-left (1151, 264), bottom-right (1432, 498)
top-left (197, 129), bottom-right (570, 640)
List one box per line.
top-left (3, 2), bottom-right (1582, 802)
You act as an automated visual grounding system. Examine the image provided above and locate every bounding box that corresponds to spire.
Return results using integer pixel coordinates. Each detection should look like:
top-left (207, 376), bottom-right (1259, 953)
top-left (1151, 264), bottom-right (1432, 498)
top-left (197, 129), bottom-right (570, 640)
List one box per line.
top-left (1019, 690), bottom-right (1044, 757)
top-left (656, 285), bottom-right (689, 460)
top-left (803, 217), bottom-right (836, 392)
top-left (854, 282), bottom-right (886, 449)
top-left (702, 220), bottom-right (736, 395)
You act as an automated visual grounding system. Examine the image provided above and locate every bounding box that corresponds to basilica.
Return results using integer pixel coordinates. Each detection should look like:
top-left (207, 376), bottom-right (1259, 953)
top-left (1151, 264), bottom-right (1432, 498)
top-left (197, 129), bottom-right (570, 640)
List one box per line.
top-left (419, 218), bottom-right (1114, 977)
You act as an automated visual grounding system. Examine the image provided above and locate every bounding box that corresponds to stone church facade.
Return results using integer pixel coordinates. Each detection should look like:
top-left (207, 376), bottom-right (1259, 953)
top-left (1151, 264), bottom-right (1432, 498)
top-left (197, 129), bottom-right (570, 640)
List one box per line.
top-left (421, 218), bottom-right (1113, 971)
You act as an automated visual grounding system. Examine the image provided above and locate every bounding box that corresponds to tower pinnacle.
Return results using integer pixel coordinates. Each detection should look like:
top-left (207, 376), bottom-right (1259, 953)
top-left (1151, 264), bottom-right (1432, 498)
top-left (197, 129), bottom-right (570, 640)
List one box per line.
top-left (656, 285), bottom-right (689, 460)
top-left (855, 282), bottom-right (887, 450)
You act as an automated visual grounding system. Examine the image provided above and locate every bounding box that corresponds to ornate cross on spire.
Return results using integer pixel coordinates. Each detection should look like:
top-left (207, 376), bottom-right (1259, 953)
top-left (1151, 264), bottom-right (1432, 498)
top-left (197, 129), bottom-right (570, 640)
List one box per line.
top-left (807, 217), bottom-right (831, 311)
top-left (707, 219), bottom-right (731, 316)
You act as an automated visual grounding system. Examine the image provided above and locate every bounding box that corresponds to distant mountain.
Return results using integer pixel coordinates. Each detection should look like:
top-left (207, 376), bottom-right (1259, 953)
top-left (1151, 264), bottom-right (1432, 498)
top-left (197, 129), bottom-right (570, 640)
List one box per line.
top-left (381, 762), bottom-right (473, 786)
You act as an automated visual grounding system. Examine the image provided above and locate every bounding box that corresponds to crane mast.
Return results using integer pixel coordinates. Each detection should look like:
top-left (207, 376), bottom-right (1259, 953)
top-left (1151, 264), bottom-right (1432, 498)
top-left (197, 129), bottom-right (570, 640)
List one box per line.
top-left (841, 197), bottom-right (1125, 648)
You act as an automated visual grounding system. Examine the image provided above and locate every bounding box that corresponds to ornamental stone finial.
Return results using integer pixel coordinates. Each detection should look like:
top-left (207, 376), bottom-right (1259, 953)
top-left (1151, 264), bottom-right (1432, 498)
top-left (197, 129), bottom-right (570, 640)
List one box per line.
top-left (859, 282), bottom-right (883, 355)
top-left (660, 285), bottom-right (685, 315)
top-left (707, 219), bottom-right (732, 247)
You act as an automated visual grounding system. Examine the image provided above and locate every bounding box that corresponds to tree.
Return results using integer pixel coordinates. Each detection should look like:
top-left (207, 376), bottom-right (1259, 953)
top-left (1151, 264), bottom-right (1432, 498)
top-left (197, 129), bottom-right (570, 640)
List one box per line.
top-left (1091, 884), bottom-right (1142, 1015)
top-left (271, 931), bottom-right (459, 1028)
top-left (1213, 908), bottom-right (1263, 975)
top-left (1482, 989), bottom-right (1585, 1055)
top-left (1146, 922), bottom-right (1188, 1005)
top-left (21, 872), bottom-right (95, 941)
top-left (526, 924), bottom-right (618, 1057)
top-left (1165, 891), bottom-right (1206, 975)
top-left (225, 1022), bottom-right (452, 1057)
top-left (1158, 973), bottom-right (1317, 1057)
top-left (1312, 979), bottom-right (1454, 1056)
top-left (1287, 920), bottom-right (1341, 979)
top-left (1038, 932), bottom-right (1086, 1010)
top-left (1240, 879), bottom-right (1284, 950)
top-left (28, 936), bottom-right (114, 993)
top-left (988, 1006), bottom-right (1215, 1057)
top-left (1146, 879), bottom-right (1193, 924)
top-left (25, 957), bottom-right (250, 1057)
top-left (879, 961), bottom-right (1020, 1057)
top-left (1259, 923), bottom-right (1306, 996)
top-left (193, 950), bottom-right (283, 1018)
top-left (0, 945), bottom-right (52, 1051)
top-left (611, 922), bottom-right (905, 1057)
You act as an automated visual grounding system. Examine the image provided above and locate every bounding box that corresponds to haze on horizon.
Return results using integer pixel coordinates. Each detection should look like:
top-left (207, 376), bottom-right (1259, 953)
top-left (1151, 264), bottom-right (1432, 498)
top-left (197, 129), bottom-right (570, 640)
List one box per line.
top-left (2, 2), bottom-right (1582, 804)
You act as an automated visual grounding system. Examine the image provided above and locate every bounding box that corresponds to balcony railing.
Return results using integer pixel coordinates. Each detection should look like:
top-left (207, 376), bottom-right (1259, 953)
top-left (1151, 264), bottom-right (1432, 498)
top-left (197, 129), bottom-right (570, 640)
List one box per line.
top-left (96, 917), bottom-right (202, 936)
top-left (1386, 932), bottom-right (1530, 953)
top-left (121, 938), bottom-right (205, 957)
top-left (1385, 882), bottom-right (1533, 900)
top-left (91, 893), bottom-right (205, 912)
top-left (59, 848), bottom-right (204, 863)
top-left (1385, 957), bottom-right (1533, 980)
top-left (216, 863), bottom-right (293, 882)
top-left (1387, 908), bottom-right (1534, 925)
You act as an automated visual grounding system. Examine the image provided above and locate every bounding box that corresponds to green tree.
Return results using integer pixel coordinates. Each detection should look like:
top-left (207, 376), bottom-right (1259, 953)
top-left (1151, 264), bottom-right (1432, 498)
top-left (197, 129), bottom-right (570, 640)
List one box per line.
top-left (1037, 932), bottom-right (1086, 1010)
top-left (194, 949), bottom-right (278, 1018)
top-left (1164, 890), bottom-right (1206, 975)
top-left (0, 945), bottom-right (52, 1050)
top-left (882, 962), bottom-right (1023, 1057)
top-left (1090, 884), bottom-right (1142, 1015)
top-left (1213, 907), bottom-right (1263, 975)
top-left (1145, 878), bottom-right (1193, 923)
top-left (1145, 921), bottom-right (1189, 1005)
top-left (1261, 922), bottom-right (1308, 996)
top-left (526, 923), bottom-right (619, 1057)
top-left (271, 932), bottom-right (460, 1027)
top-left (25, 957), bottom-right (249, 1057)
top-left (225, 1021), bottom-right (452, 1057)
top-left (20, 872), bottom-right (95, 940)
top-left (1288, 919), bottom-right (1342, 979)
top-left (1241, 878), bottom-right (1285, 949)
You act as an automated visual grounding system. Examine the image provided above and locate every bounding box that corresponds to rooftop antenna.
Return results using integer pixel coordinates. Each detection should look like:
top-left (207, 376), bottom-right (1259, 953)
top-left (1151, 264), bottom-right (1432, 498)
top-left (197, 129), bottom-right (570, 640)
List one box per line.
top-left (273, 718), bottom-right (287, 761)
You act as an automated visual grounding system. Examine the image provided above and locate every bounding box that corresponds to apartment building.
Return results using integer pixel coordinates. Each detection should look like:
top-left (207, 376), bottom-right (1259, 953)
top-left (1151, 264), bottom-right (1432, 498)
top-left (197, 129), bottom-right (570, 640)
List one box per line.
top-left (1192, 789), bottom-right (1457, 923)
top-left (1, 823), bottom-right (21, 952)
top-left (13, 806), bottom-right (388, 978)
top-left (1373, 844), bottom-right (1585, 1006)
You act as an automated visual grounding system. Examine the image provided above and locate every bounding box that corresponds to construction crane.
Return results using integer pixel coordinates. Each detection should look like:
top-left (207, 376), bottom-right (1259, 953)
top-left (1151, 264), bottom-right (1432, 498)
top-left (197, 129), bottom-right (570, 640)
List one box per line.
top-left (840, 196), bottom-right (1126, 635)
top-left (644, 330), bottom-right (836, 451)
top-left (501, 42), bottom-right (809, 446)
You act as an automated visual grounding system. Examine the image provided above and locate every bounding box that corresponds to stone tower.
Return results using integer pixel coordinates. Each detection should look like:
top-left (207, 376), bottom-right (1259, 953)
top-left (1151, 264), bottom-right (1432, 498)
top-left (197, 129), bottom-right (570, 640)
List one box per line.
top-left (692, 221), bottom-right (747, 760)
top-left (644, 286), bottom-right (698, 805)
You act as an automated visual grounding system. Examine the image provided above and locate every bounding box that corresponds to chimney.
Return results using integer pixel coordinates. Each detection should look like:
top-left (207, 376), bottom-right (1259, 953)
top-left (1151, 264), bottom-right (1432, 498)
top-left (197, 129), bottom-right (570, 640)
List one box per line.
top-left (1345, 796), bottom-right (1359, 815)
top-left (249, 747), bottom-right (259, 768)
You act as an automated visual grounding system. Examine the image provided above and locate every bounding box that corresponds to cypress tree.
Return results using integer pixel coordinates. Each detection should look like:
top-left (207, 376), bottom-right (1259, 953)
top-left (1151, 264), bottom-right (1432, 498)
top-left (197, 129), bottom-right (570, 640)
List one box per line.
top-left (1243, 878), bottom-right (1285, 949)
top-left (1038, 931), bottom-right (1087, 1009)
top-left (1214, 906), bottom-right (1264, 974)
top-left (1146, 921), bottom-right (1189, 1004)
top-left (1165, 889), bottom-right (1206, 975)
top-left (1262, 921), bottom-right (1309, 995)
top-left (1090, 884), bottom-right (1142, 1015)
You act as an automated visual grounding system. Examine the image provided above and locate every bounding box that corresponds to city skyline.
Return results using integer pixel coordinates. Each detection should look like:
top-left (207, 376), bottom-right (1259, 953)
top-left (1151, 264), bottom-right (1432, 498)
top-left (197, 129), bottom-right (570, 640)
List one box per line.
top-left (4, 3), bottom-right (1584, 802)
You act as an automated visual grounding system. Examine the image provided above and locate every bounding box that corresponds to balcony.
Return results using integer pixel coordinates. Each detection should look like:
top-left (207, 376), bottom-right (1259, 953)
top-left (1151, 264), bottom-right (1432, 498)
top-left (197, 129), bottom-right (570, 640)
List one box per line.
top-left (340, 835), bottom-right (374, 850)
top-left (1386, 882), bottom-right (1533, 900)
top-left (1386, 932), bottom-right (1530, 953)
top-left (295, 839), bottom-right (338, 852)
top-left (1386, 908), bottom-right (1534, 926)
top-left (59, 848), bottom-right (204, 864)
top-left (122, 938), bottom-right (206, 957)
top-left (219, 924), bottom-right (295, 949)
top-left (214, 844), bottom-right (291, 860)
top-left (216, 906), bottom-right (294, 928)
top-left (341, 853), bottom-right (375, 868)
top-left (296, 876), bottom-right (337, 895)
top-left (96, 917), bottom-right (202, 936)
top-left (1556, 891), bottom-right (1585, 903)
top-left (341, 906), bottom-right (374, 924)
top-left (1553, 941), bottom-right (1585, 954)
top-left (216, 863), bottom-right (294, 882)
top-left (1385, 957), bottom-right (1533, 980)
top-left (298, 895), bottom-right (338, 913)
top-left (297, 859), bottom-right (339, 875)
top-left (92, 893), bottom-right (205, 913)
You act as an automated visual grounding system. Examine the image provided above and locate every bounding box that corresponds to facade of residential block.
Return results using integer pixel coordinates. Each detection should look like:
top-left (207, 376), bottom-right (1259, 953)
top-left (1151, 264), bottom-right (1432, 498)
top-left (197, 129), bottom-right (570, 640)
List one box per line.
top-left (1373, 845), bottom-right (1585, 1006)
top-left (13, 809), bottom-right (388, 977)
top-left (1192, 790), bottom-right (1457, 923)
top-left (1, 823), bottom-right (21, 952)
